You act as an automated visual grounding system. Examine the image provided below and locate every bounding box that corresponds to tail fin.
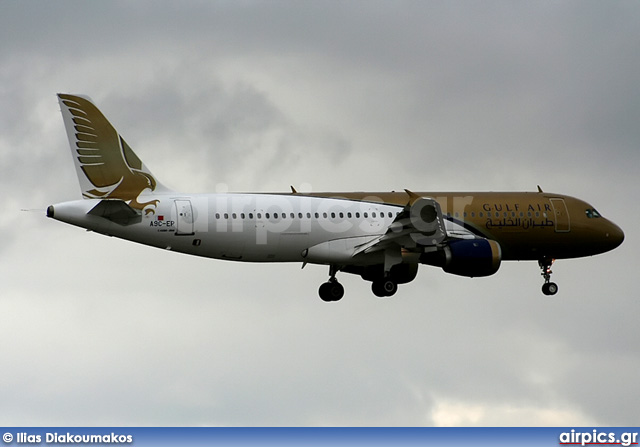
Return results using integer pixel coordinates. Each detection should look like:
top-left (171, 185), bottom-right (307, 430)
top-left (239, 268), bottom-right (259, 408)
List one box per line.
top-left (57, 93), bottom-right (170, 212)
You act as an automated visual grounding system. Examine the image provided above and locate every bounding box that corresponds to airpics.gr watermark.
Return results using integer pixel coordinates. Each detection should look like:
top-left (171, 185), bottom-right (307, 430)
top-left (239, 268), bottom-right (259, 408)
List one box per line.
top-left (3, 431), bottom-right (133, 444)
top-left (559, 429), bottom-right (638, 446)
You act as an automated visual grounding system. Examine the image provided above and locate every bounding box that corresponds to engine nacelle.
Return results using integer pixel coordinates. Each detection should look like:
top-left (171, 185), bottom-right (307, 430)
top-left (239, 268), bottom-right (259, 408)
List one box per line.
top-left (420, 239), bottom-right (502, 277)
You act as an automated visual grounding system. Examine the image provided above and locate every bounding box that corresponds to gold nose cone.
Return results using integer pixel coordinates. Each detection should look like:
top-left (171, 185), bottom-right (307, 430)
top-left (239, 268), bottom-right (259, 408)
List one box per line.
top-left (606, 222), bottom-right (625, 249)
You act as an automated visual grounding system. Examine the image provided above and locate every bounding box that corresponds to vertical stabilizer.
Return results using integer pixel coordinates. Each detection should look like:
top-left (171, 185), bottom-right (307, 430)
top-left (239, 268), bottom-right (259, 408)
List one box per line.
top-left (58, 93), bottom-right (170, 213)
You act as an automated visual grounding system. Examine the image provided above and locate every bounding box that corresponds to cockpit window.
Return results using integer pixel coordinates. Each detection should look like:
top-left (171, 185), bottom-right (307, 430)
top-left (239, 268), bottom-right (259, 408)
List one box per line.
top-left (585, 208), bottom-right (602, 218)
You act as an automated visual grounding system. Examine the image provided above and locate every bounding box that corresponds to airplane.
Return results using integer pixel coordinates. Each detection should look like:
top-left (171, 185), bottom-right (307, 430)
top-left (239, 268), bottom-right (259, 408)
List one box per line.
top-left (46, 94), bottom-right (625, 301)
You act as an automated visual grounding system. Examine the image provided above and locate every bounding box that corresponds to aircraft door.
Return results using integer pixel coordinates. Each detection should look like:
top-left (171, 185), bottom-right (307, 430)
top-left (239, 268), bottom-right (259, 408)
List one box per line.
top-left (175, 200), bottom-right (195, 235)
top-left (550, 198), bottom-right (570, 232)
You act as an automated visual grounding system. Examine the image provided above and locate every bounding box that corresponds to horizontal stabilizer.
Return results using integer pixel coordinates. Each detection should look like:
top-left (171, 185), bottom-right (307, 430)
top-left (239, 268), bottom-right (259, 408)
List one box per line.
top-left (88, 200), bottom-right (141, 225)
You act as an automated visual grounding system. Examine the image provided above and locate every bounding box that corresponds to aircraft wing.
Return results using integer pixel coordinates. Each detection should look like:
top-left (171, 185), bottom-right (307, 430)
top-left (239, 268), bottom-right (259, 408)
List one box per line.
top-left (353, 190), bottom-right (475, 256)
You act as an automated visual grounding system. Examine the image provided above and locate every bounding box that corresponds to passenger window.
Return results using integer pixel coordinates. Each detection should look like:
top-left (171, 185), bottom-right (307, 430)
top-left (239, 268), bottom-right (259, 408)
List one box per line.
top-left (364, 212), bottom-right (368, 218)
top-left (249, 213), bottom-right (254, 219)
top-left (331, 212), bottom-right (336, 218)
top-left (306, 213), bottom-right (311, 218)
top-left (298, 213), bottom-right (303, 218)
top-left (224, 213), bottom-right (229, 219)
top-left (347, 212), bottom-right (352, 218)
top-left (232, 213), bottom-right (237, 219)
top-left (356, 212), bottom-right (360, 218)
top-left (323, 212), bottom-right (328, 218)
top-left (215, 213), bottom-right (220, 219)
top-left (339, 212), bottom-right (344, 218)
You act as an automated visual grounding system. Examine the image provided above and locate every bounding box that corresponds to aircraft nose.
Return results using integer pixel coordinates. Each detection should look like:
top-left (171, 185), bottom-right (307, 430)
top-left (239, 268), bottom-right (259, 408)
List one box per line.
top-left (605, 221), bottom-right (624, 250)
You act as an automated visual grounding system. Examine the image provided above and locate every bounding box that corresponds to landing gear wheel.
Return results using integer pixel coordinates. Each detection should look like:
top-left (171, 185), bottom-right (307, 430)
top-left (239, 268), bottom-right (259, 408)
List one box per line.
top-left (542, 282), bottom-right (558, 296)
top-left (319, 281), bottom-right (344, 302)
top-left (372, 278), bottom-right (398, 298)
top-left (319, 265), bottom-right (345, 302)
top-left (319, 282), bottom-right (332, 302)
top-left (372, 281), bottom-right (386, 298)
top-left (382, 279), bottom-right (398, 296)
top-left (538, 258), bottom-right (559, 296)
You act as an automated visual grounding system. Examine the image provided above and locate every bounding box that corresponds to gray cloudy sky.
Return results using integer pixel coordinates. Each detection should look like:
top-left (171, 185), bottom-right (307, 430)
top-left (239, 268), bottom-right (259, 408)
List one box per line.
top-left (1, 1), bottom-right (638, 426)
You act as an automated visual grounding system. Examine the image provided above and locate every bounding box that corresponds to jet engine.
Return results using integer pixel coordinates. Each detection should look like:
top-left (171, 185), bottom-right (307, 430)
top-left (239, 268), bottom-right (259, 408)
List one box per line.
top-left (420, 239), bottom-right (502, 277)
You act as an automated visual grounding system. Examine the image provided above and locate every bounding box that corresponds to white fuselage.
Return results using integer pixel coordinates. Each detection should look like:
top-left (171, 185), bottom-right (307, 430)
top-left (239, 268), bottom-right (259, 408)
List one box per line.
top-left (50, 193), bottom-right (409, 266)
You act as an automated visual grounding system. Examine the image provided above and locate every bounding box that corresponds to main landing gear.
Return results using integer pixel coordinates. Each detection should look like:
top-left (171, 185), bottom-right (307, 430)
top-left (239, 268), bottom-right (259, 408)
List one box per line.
top-left (318, 275), bottom-right (398, 301)
top-left (371, 277), bottom-right (398, 298)
top-left (318, 265), bottom-right (402, 302)
top-left (539, 258), bottom-right (558, 296)
top-left (318, 265), bottom-right (344, 302)
top-left (318, 278), bottom-right (344, 302)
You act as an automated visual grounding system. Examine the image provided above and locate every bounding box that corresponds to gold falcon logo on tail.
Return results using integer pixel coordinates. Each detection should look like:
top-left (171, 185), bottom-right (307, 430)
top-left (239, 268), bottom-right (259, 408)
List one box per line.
top-left (58, 94), bottom-right (167, 214)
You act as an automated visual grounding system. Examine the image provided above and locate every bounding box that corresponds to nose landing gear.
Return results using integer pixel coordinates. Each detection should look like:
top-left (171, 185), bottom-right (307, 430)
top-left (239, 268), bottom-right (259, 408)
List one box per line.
top-left (539, 258), bottom-right (558, 296)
